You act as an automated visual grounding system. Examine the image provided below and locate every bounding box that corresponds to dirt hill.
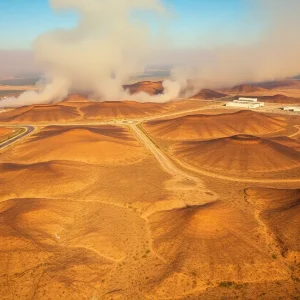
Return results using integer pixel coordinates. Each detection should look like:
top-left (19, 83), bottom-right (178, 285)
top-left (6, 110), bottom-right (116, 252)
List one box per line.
top-left (147, 200), bottom-right (287, 298)
top-left (80, 101), bottom-right (169, 119)
top-left (245, 188), bottom-right (300, 261)
top-left (124, 81), bottom-right (164, 95)
top-left (1, 125), bottom-right (147, 164)
top-left (145, 110), bottom-right (287, 141)
top-left (191, 89), bottom-right (227, 99)
top-left (224, 84), bottom-right (266, 94)
top-left (0, 104), bottom-right (81, 123)
top-left (260, 94), bottom-right (300, 104)
top-left (173, 135), bottom-right (300, 175)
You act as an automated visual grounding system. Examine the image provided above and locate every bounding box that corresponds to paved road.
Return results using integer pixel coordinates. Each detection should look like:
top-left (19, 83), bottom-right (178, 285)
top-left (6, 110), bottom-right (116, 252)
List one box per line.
top-left (0, 126), bottom-right (35, 150)
top-left (132, 123), bottom-right (300, 184)
top-left (130, 123), bottom-right (196, 180)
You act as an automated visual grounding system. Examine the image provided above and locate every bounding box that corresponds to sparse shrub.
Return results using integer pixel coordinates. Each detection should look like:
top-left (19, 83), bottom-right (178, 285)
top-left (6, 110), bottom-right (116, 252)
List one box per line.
top-left (219, 281), bottom-right (233, 288)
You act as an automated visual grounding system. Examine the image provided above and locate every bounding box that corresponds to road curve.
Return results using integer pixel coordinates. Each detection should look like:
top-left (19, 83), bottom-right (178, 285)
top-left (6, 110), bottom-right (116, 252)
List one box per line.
top-left (289, 125), bottom-right (300, 138)
top-left (171, 154), bottom-right (300, 184)
top-left (134, 123), bottom-right (300, 184)
top-left (130, 123), bottom-right (196, 181)
top-left (0, 126), bottom-right (35, 150)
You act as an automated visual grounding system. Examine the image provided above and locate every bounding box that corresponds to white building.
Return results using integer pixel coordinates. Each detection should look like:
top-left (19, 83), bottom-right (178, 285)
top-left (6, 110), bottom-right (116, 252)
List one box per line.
top-left (238, 97), bottom-right (258, 102)
top-left (226, 97), bottom-right (264, 109)
top-left (283, 106), bottom-right (300, 112)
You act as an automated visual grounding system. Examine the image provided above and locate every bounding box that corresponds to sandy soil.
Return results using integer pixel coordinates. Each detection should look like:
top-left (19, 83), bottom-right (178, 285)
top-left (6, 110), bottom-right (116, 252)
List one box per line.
top-left (0, 127), bottom-right (14, 142)
top-left (145, 110), bottom-right (289, 141)
top-left (0, 98), bottom-right (299, 299)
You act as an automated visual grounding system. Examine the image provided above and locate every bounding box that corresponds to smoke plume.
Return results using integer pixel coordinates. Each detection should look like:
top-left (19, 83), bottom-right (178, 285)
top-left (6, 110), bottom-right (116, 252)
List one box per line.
top-left (170, 0), bottom-right (300, 97)
top-left (1, 0), bottom-right (300, 108)
top-left (0, 0), bottom-right (178, 108)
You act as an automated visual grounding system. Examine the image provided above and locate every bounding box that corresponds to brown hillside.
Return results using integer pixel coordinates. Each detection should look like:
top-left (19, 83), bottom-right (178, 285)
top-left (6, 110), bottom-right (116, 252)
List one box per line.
top-left (270, 136), bottom-right (300, 151)
top-left (0, 127), bottom-right (14, 141)
top-left (191, 89), bottom-right (227, 99)
top-left (0, 104), bottom-right (81, 123)
top-left (225, 84), bottom-right (265, 94)
top-left (0, 161), bottom-right (98, 200)
top-left (145, 110), bottom-right (287, 141)
top-left (80, 101), bottom-right (169, 119)
top-left (260, 94), bottom-right (300, 104)
top-left (173, 135), bottom-right (300, 175)
top-left (124, 81), bottom-right (164, 95)
top-left (63, 93), bottom-right (90, 102)
top-left (0, 197), bottom-right (147, 298)
top-left (1, 125), bottom-right (146, 164)
top-left (148, 201), bottom-right (287, 296)
top-left (257, 79), bottom-right (300, 89)
top-left (245, 188), bottom-right (300, 260)
top-left (0, 127), bottom-right (13, 136)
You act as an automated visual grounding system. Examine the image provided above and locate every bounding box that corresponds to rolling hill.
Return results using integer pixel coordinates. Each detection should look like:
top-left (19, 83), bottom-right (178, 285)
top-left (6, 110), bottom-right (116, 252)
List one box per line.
top-left (147, 200), bottom-right (287, 298)
top-left (80, 101), bottom-right (169, 119)
top-left (191, 89), bottom-right (227, 99)
top-left (145, 110), bottom-right (287, 141)
top-left (123, 81), bottom-right (164, 95)
top-left (173, 135), bottom-right (300, 176)
top-left (245, 188), bottom-right (300, 260)
top-left (0, 125), bottom-right (147, 164)
top-left (0, 104), bottom-right (81, 123)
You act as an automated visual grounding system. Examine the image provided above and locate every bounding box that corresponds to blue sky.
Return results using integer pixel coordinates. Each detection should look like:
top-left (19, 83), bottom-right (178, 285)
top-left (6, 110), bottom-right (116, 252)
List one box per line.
top-left (0, 0), bottom-right (262, 50)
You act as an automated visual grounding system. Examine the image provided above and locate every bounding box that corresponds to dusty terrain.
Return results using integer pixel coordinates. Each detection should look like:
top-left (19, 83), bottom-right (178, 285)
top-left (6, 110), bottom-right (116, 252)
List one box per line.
top-left (190, 89), bottom-right (228, 100)
top-left (171, 135), bottom-right (300, 177)
top-left (0, 83), bottom-right (299, 299)
top-left (123, 81), bottom-right (164, 95)
top-left (145, 110), bottom-right (289, 141)
top-left (0, 98), bottom-right (211, 124)
top-left (220, 80), bottom-right (300, 103)
top-left (0, 127), bottom-right (14, 141)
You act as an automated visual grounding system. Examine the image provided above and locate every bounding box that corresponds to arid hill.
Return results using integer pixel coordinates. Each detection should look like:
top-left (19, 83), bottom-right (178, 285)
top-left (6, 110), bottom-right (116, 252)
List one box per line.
top-left (173, 135), bottom-right (300, 176)
top-left (256, 79), bottom-right (300, 89)
top-left (0, 104), bottom-right (81, 123)
top-left (62, 93), bottom-right (91, 102)
top-left (145, 110), bottom-right (287, 141)
top-left (223, 84), bottom-right (266, 94)
top-left (270, 136), bottom-right (300, 151)
top-left (245, 188), bottom-right (300, 261)
top-left (0, 161), bottom-right (99, 200)
top-left (0, 197), bottom-right (147, 299)
top-left (124, 81), bottom-right (164, 95)
top-left (260, 94), bottom-right (300, 104)
top-left (225, 94), bottom-right (300, 104)
top-left (191, 89), bottom-right (227, 99)
top-left (147, 201), bottom-right (287, 298)
top-left (1, 125), bottom-right (146, 164)
top-left (0, 127), bottom-right (12, 136)
top-left (0, 127), bottom-right (14, 141)
top-left (80, 101), bottom-right (169, 119)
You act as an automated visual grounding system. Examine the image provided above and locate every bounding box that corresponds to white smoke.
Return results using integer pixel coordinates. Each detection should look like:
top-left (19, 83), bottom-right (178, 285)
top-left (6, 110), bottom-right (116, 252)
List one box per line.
top-left (0, 0), bottom-right (178, 108)
top-left (170, 0), bottom-right (300, 97)
top-left (1, 0), bottom-right (300, 108)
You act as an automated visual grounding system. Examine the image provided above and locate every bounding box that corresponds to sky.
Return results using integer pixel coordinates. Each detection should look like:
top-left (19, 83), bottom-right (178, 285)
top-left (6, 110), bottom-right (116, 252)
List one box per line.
top-left (0, 0), bottom-right (262, 50)
top-left (0, 0), bottom-right (263, 74)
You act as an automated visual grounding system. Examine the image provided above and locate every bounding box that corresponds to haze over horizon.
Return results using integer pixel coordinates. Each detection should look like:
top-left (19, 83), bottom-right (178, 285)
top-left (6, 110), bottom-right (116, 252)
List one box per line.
top-left (1, 0), bottom-right (300, 107)
top-left (0, 0), bottom-right (261, 75)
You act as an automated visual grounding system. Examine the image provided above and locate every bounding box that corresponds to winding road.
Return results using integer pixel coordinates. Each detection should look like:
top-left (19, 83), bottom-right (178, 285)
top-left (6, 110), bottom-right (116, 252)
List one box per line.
top-left (131, 122), bottom-right (300, 184)
top-left (0, 126), bottom-right (35, 150)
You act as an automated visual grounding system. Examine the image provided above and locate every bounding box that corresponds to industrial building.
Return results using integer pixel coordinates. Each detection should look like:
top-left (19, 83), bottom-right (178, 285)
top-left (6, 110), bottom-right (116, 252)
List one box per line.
top-left (283, 106), bottom-right (300, 112)
top-left (225, 97), bottom-right (264, 109)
